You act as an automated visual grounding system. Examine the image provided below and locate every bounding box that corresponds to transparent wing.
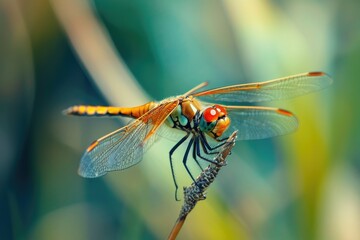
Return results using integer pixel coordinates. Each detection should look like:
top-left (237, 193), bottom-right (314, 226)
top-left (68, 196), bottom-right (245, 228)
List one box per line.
top-left (156, 123), bottom-right (187, 142)
top-left (193, 72), bottom-right (332, 103)
top-left (78, 99), bottom-right (179, 178)
top-left (224, 106), bottom-right (299, 140)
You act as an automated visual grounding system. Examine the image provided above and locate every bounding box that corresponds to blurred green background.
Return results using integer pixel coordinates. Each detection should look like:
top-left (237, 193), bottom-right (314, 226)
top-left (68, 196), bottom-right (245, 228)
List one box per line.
top-left (1, 0), bottom-right (359, 239)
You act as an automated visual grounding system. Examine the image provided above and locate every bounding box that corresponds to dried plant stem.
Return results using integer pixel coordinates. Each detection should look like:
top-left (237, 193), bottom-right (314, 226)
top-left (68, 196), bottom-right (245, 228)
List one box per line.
top-left (168, 131), bottom-right (237, 240)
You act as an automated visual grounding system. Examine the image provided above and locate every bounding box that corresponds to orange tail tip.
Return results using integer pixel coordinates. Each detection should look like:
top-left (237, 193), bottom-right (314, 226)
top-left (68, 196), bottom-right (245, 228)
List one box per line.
top-left (62, 106), bottom-right (74, 115)
top-left (63, 105), bottom-right (88, 115)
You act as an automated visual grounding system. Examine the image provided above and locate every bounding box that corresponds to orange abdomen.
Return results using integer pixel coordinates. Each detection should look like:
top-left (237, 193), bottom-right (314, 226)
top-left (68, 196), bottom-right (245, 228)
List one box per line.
top-left (64, 102), bottom-right (157, 119)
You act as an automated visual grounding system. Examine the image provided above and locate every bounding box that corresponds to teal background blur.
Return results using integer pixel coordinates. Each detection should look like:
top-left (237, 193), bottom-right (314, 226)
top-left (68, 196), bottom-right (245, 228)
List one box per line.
top-left (1, 0), bottom-right (359, 239)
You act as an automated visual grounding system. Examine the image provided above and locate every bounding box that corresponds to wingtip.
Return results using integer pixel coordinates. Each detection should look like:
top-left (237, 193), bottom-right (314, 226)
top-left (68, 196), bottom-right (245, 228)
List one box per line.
top-left (77, 168), bottom-right (103, 178)
top-left (77, 140), bottom-right (102, 178)
top-left (307, 71), bottom-right (333, 86)
top-left (78, 153), bottom-right (106, 178)
top-left (276, 108), bottom-right (294, 117)
top-left (307, 71), bottom-right (325, 77)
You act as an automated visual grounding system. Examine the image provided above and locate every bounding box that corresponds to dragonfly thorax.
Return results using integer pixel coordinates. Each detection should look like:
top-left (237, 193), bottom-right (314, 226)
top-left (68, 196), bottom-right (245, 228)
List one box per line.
top-left (167, 96), bottom-right (202, 130)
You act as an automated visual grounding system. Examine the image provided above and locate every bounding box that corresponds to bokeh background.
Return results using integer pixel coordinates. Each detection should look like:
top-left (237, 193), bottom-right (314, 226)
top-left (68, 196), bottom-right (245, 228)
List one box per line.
top-left (1, 0), bottom-right (360, 239)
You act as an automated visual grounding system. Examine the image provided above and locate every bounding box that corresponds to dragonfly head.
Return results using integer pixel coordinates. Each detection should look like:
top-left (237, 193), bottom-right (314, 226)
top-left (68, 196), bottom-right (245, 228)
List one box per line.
top-left (199, 105), bottom-right (230, 139)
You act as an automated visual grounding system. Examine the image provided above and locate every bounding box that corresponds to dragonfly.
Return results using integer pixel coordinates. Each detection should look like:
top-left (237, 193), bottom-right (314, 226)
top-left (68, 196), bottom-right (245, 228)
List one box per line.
top-left (65, 71), bottom-right (332, 199)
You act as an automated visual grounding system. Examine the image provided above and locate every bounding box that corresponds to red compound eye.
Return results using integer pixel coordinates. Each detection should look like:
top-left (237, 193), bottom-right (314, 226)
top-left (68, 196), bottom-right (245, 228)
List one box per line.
top-left (214, 104), bottom-right (227, 115)
top-left (203, 107), bottom-right (219, 123)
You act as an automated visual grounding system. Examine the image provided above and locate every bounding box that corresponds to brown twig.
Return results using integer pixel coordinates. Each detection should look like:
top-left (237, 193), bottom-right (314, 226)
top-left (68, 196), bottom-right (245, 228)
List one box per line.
top-left (168, 131), bottom-right (238, 240)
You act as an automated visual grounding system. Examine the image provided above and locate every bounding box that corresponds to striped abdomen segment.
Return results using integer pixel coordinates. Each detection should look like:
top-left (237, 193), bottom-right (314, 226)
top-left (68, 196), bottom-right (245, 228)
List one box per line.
top-left (64, 101), bottom-right (157, 119)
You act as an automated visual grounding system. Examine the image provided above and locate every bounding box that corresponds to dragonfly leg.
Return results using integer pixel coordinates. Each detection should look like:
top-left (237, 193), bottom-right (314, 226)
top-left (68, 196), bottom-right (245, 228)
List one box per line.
top-left (169, 132), bottom-right (190, 201)
top-left (200, 132), bottom-right (227, 152)
top-left (182, 137), bottom-right (197, 184)
top-left (199, 135), bottom-right (219, 155)
top-left (195, 136), bottom-right (223, 165)
top-left (192, 138), bottom-right (204, 171)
